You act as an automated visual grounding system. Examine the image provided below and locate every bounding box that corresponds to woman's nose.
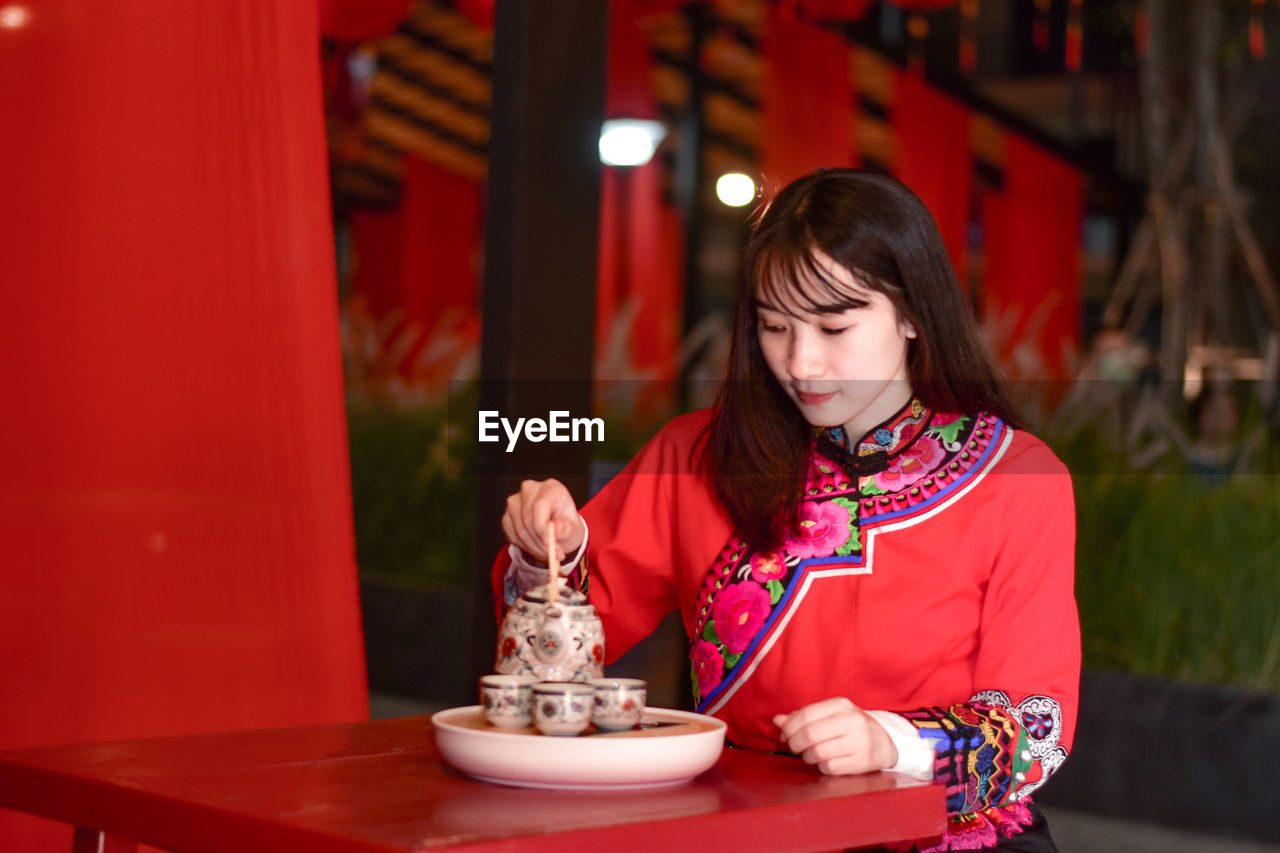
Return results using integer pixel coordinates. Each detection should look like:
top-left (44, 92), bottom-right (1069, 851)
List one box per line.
top-left (787, 332), bottom-right (823, 378)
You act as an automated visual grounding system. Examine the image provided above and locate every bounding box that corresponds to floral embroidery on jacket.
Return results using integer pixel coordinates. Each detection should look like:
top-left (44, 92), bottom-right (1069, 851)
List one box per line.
top-left (872, 433), bottom-right (946, 492)
top-left (689, 406), bottom-right (1003, 708)
top-left (784, 500), bottom-right (852, 557)
top-left (710, 581), bottom-right (771, 656)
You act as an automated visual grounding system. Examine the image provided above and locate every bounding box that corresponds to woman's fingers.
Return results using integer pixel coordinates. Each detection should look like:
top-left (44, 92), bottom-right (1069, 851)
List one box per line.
top-left (774, 697), bottom-right (895, 776)
top-left (502, 479), bottom-right (583, 560)
top-left (774, 696), bottom-right (854, 744)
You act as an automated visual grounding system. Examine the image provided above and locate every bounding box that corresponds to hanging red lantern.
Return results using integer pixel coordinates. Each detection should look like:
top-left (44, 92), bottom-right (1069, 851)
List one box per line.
top-left (886, 0), bottom-right (959, 10)
top-left (319, 0), bottom-right (412, 43)
top-left (1032, 0), bottom-right (1051, 52)
top-left (454, 0), bottom-right (495, 30)
top-left (798, 0), bottom-right (881, 19)
top-left (1134, 6), bottom-right (1148, 57)
top-left (1065, 0), bottom-right (1082, 71)
top-left (959, 0), bottom-right (979, 72)
top-left (1249, 0), bottom-right (1265, 60)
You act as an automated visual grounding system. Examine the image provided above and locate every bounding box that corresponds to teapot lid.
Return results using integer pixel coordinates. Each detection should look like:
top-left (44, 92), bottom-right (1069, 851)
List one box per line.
top-left (522, 582), bottom-right (589, 606)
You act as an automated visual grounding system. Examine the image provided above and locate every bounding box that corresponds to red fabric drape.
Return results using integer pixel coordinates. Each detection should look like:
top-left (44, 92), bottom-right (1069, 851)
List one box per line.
top-left (761, 4), bottom-right (855, 195)
top-left (0, 2), bottom-right (367, 848)
top-left (980, 134), bottom-right (1084, 379)
top-left (596, 0), bottom-right (683, 417)
top-left (892, 70), bottom-right (972, 281)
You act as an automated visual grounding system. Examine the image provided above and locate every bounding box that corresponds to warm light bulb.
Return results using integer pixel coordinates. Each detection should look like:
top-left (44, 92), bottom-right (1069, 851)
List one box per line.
top-left (0, 5), bottom-right (30, 29)
top-left (716, 173), bottom-right (756, 207)
top-left (599, 119), bottom-right (666, 167)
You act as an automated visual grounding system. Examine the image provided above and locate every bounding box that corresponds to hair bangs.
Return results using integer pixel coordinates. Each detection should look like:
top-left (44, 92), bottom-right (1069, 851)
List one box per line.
top-left (751, 245), bottom-right (874, 316)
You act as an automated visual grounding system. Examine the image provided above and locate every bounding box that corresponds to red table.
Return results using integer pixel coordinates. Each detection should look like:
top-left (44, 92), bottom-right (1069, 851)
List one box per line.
top-left (0, 714), bottom-right (944, 852)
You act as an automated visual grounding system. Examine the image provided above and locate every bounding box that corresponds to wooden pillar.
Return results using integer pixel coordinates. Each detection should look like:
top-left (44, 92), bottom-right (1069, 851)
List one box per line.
top-left (677, 2), bottom-right (710, 410)
top-left (469, 0), bottom-right (608, 686)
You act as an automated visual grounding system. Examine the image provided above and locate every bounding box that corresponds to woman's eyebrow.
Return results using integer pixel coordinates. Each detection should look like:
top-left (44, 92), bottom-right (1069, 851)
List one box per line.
top-left (813, 296), bottom-right (871, 314)
top-left (754, 295), bottom-right (871, 316)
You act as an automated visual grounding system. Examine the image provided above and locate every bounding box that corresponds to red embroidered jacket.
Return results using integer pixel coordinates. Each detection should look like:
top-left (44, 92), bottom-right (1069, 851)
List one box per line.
top-left (492, 402), bottom-right (1079, 834)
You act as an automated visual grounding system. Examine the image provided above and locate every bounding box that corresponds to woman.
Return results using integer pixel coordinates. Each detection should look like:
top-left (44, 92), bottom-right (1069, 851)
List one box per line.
top-left (495, 169), bottom-right (1078, 852)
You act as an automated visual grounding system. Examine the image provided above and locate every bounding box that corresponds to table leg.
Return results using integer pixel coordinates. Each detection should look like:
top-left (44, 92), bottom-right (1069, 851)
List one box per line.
top-left (72, 826), bottom-right (137, 853)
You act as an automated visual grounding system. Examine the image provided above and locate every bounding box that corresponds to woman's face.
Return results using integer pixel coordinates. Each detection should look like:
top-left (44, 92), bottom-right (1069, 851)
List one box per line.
top-left (755, 251), bottom-right (915, 437)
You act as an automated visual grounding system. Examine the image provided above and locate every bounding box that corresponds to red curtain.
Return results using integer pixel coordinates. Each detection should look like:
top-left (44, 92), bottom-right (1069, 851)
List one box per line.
top-left (0, 2), bottom-right (367, 848)
top-left (596, 0), bottom-right (683, 418)
top-left (980, 133), bottom-right (1084, 379)
top-left (892, 69), bottom-right (972, 281)
top-left (761, 3), bottom-right (855, 195)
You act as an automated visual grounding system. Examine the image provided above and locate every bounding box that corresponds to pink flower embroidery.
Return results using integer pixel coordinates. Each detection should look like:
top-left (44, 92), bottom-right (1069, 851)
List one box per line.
top-left (691, 639), bottom-right (724, 696)
top-left (874, 435), bottom-right (945, 492)
top-left (784, 500), bottom-right (852, 559)
top-left (749, 551), bottom-right (786, 582)
top-left (712, 581), bottom-right (771, 655)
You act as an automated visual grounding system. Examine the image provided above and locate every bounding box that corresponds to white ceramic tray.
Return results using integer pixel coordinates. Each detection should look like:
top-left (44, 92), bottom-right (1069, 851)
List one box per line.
top-left (432, 706), bottom-right (727, 790)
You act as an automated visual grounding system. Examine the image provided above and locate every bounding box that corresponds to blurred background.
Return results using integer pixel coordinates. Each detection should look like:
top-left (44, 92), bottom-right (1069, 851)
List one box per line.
top-left (2, 0), bottom-right (1278, 850)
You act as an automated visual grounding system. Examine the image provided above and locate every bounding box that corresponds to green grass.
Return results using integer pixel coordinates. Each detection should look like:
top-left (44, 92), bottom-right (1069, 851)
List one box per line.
top-left (346, 398), bottom-right (475, 591)
top-left (1054, 428), bottom-right (1280, 693)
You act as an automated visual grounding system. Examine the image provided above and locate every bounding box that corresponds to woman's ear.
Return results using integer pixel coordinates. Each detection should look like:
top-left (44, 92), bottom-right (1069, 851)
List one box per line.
top-left (901, 318), bottom-right (918, 340)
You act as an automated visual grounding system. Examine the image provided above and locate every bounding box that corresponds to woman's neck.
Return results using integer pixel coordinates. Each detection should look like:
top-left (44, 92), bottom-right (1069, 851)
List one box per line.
top-left (842, 381), bottom-right (914, 440)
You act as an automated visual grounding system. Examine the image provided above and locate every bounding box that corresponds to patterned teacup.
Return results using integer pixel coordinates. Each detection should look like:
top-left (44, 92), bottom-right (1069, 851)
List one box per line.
top-left (479, 674), bottom-right (537, 728)
top-left (532, 681), bottom-right (594, 736)
top-left (589, 677), bottom-right (647, 731)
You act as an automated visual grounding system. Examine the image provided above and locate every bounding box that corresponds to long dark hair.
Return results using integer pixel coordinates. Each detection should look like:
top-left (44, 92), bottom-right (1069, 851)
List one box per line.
top-left (704, 168), bottom-right (1021, 551)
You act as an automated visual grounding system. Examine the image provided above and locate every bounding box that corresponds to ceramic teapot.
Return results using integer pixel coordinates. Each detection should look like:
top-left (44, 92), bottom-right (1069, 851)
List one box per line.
top-left (495, 581), bottom-right (605, 682)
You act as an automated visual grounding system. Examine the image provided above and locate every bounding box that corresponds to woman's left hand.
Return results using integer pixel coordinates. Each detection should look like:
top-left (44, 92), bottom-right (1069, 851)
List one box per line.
top-left (773, 697), bottom-right (898, 775)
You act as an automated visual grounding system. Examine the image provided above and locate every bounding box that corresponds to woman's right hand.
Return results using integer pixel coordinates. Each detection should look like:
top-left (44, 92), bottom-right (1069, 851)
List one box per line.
top-left (501, 478), bottom-right (585, 562)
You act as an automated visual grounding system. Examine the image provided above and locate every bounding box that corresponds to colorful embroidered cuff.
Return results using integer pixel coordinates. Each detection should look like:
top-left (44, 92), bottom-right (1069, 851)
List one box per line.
top-left (896, 702), bottom-right (1033, 816)
top-left (866, 710), bottom-right (934, 779)
top-left (503, 519), bottom-right (591, 605)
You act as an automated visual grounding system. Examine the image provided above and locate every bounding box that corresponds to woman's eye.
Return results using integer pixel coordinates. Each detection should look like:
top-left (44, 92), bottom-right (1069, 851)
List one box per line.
top-left (758, 323), bottom-right (785, 334)
top-left (820, 326), bottom-right (849, 336)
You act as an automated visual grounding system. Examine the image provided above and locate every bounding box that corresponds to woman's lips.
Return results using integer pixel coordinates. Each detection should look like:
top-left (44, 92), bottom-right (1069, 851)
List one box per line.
top-left (796, 390), bottom-right (836, 406)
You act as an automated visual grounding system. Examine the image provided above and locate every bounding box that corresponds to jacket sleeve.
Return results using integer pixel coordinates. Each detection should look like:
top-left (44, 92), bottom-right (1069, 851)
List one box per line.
top-left (896, 439), bottom-right (1079, 816)
top-left (490, 411), bottom-right (730, 663)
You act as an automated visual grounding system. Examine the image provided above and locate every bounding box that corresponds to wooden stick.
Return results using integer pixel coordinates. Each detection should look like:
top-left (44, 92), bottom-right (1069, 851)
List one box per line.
top-left (546, 521), bottom-right (559, 605)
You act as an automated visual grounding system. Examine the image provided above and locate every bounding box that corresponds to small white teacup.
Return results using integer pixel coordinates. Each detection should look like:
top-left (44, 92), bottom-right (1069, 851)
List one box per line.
top-left (479, 674), bottom-right (537, 728)
top-left (589, 677), bottom-right (647, 731)
top-left (532, 681), bottom-right (594, 736)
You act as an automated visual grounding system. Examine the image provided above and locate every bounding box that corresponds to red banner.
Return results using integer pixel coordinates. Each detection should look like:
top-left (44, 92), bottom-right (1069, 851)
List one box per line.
top-left (892, 69), bottom-right (972, 281)
top-left (980, 134), bottom-right (1084, 379)
top-left (761, 4), bottom-right (856, 195)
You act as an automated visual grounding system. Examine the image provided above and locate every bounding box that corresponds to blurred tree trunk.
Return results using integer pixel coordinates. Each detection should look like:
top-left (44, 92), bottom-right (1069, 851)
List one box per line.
top-left (1192, 1), bottom-right (1232, 376)
top-left (1141, 0), bottom-right (1191, 396)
